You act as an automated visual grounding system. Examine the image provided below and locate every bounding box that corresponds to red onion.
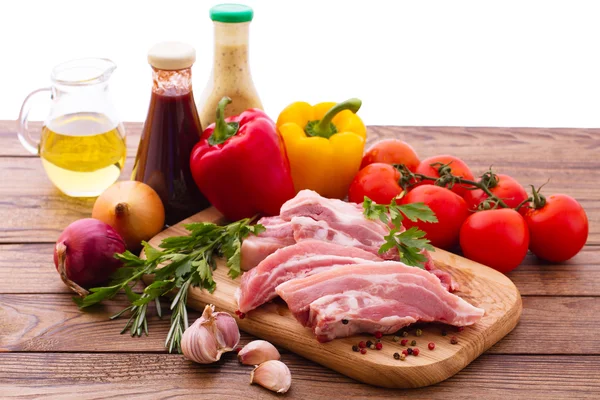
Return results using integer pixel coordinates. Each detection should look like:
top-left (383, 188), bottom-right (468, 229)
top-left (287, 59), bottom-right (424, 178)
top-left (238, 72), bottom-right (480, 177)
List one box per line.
top-left (53, 218), bottom-right (126, 296)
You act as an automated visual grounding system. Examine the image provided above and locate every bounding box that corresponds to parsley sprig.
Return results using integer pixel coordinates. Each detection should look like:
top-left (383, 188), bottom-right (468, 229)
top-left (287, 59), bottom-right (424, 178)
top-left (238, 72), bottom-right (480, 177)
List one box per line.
top-left (73, 218), bottom-right (264, 353)
top-left (363, 197), bottom-right (437, 268)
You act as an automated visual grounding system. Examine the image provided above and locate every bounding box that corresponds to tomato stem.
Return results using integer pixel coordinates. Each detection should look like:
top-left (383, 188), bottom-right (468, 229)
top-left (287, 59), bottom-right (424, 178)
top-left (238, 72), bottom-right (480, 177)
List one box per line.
top-left (395, 164), bottom-right (511, 209)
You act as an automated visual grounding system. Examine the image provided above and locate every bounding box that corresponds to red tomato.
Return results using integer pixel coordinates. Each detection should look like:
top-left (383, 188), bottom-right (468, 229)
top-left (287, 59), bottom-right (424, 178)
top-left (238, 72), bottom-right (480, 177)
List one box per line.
top-left (463, 174), bottom-right (528, 212)
top-left (400, 185), bottom-right (469, 250)
top-left (348, 163), bottom-right (403, 205)
top-left (415, 155), bottom-right (474, 197)
top-left (460, 209), bottom-right (529, 274)
top-left (524, 194), bottom-right (588, 262)
top-left (361, 139), bottom-right (420, 172)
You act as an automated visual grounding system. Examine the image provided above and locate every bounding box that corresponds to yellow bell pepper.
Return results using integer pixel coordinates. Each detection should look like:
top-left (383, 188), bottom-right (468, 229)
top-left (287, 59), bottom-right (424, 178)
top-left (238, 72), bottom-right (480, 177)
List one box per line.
top-left (276, 98), bottom-right (366, 199)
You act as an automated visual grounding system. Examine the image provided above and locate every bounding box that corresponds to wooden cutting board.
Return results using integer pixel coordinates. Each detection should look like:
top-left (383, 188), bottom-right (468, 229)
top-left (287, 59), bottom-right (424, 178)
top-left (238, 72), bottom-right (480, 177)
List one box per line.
top-left (148, 207), bottom-right (522, 389)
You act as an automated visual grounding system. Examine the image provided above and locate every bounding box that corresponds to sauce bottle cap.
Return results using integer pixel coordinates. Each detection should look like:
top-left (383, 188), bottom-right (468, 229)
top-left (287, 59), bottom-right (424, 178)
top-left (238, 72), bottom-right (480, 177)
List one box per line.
top-left (210, 4), bottom-right (253, 23)
top-left (147, 42), bottom-right (196, 70)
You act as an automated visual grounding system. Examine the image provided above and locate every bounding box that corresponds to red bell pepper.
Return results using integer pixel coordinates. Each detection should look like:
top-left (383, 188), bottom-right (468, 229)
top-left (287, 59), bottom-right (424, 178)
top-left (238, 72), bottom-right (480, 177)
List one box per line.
top-left (190, 97), bottom-right (295, 221)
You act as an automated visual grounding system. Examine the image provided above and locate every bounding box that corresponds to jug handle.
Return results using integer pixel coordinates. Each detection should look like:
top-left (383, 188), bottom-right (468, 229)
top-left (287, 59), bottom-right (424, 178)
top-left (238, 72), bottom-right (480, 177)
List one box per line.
top-left (17, 87), bottom-right (52, 155)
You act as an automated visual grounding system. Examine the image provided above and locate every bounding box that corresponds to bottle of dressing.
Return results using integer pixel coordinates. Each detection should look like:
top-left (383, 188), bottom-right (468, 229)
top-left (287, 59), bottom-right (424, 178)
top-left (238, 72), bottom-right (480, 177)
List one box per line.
top-left (198, 4), bottom-right (263, 127)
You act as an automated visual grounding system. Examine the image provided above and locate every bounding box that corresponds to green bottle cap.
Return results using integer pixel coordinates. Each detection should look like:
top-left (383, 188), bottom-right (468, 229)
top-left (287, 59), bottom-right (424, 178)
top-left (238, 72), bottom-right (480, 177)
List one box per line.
top-left (210, 4), bottom-right (254, 23)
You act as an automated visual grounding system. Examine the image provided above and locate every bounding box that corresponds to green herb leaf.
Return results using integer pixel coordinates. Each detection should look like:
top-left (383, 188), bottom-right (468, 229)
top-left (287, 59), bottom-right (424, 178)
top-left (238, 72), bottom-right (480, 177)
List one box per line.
top-left (396, 202), bottom-right (438, 224)
top-left (75, 216), bottom-right (264, 353)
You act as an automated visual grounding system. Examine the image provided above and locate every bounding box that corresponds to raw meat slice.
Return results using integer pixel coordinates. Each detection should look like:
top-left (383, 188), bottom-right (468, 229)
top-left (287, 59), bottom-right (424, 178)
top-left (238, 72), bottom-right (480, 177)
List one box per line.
top-left (276, 262), bottom-right (484, 342)
top-left (240, 216), bottom-right (295, 271)
top-left (280, 190), bottom-right (396, 259)
top-left (236, 239), bottom-right (381, 313)
top-left (423, 252), bottom-right (458, 292)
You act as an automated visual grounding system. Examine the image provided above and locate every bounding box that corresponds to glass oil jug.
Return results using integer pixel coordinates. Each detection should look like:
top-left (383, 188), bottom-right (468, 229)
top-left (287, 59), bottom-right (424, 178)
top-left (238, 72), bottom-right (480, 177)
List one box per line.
top-left (17, 58), bottom-right (126, 197)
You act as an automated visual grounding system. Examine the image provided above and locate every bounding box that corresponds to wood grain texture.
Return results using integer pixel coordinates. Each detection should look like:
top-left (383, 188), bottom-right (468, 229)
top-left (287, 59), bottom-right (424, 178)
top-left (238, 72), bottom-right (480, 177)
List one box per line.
top-left (3, 244), bottom-right (599, 296)
top-left (144, 208), bottom-right (522, 388)
top-left (1, 353), bottom-right (599, 399)
top-left (1, 293), bottom-right (598, 354)
top-left (1, 123), bottom-right (599, 396)
top-left (2, 124), bottom-right (598, 244)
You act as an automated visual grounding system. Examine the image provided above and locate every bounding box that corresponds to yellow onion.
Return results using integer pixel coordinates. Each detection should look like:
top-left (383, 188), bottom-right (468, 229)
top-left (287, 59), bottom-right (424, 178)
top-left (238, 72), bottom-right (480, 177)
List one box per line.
top-left (92, 181), bottom-right (165, 251)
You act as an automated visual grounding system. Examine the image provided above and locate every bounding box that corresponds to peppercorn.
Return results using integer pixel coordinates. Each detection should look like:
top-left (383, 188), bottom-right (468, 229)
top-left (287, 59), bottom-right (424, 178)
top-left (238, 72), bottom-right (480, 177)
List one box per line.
top-left (415, 329), bottom-right (423, 337)
top-left (442, 330), bottom-right (448, 336)
top-left (401, 339), bottom-right (408, 346)
top-left (393, 352), bottom-right (400, 360)
top-left (400, 353), bottom-right (406, 361)
top-left (428, 342), bottom-right (435, 350)
top-left (451, 336), bottom-right (458, 345)
top-left (457, 326), bottom-right (464, 332)
top-left (358, 341), bottom-right (366, 348)
top-left (370, 344), bottom-right (376, 350)
top-left (352, 345), bottom-right (359, 352)
top-left (376, 339), bottom-right (381, 343)
top-left (238, 312), bottom-right (246, 320)
top-left (413, 348), bottom-right (420, 356)
top-left (376, 342), bottom-right (383, 350)
top-left (342, 319), bottom-right (349, 325)
top-left (360, 348), bottom-right (367, 355)
top-left (366, 340), bottom-right (373, 348)
top-left (402, 331), bottom-right (409, 337)
top-left (375, 331), bottom-right (383, 339)
top-left (393, 336), bottom-right (400, 342)
top-left (411, 340), bottom-right (417, 346)
top-left (407, 348), bottom-right (413, 355)
top-left (235, 347), bottom-right (242, 353)
top-left (402, 349), bottom-right (409, 356)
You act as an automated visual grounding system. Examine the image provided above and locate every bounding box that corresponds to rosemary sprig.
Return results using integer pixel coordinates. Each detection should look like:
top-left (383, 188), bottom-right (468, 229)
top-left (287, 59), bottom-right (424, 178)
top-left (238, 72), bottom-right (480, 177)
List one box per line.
top-left (73, 218), bottom-right (264, 353)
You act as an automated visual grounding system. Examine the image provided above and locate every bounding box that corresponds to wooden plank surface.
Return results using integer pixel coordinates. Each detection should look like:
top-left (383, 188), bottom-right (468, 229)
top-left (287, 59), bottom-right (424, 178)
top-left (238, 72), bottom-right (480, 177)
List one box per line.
top-left (1, 353), bottom-right (599, 399)
top-left (0, 122), bottom-right (598, 397)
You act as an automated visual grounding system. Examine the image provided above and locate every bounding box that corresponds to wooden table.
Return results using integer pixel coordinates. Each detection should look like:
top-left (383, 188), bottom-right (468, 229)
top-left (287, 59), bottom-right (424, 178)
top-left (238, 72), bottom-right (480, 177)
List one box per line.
top-left (1, 122), bottom-right (599, 399)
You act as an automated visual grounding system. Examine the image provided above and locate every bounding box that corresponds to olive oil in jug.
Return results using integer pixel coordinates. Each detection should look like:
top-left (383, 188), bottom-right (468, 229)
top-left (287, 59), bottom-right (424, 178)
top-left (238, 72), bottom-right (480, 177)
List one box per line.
top-left (39, 112), bottom-right (126, 197)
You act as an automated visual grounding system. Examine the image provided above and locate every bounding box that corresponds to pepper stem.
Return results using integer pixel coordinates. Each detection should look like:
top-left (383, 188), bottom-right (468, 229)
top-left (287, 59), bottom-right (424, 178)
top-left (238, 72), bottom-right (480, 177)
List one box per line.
top-left (305, 98), bottom-right (362, 139)
top-left (208, 97), bottom-right (240, 146)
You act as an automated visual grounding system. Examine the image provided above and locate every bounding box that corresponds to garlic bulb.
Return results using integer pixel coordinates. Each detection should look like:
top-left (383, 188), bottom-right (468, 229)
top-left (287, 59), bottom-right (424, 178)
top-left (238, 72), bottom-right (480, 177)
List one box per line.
top-left (238, 340), bottom-right (281, 365)
top-left (181, 304), bottom-right (240, 364)
top-left (250, 360), bottom-right (292, 394)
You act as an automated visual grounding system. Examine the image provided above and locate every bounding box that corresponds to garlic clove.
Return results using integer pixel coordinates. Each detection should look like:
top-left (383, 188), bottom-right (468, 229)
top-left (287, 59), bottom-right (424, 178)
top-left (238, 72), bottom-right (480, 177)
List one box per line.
top-left (238, 340), bottom-right (281, 365)
top-left (250, 360), bottom-right (291, 394)
top-left (214, 311), bottom-right (241, 350)
top-left (181, 304), bottom-right (240, 364)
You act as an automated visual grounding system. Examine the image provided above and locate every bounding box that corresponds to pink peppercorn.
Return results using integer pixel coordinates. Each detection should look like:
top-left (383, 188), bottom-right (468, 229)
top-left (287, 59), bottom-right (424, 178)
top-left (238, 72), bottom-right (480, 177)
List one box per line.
top-left (375, 342), bottom-right (383, 350)
top-left (428, 342), bottom-right (435, 350)
top-left (374, 331), bottom-right (383, 339)
top-left (358, 341), bottom-right (366, 349)
top-left (402, 349), bottom-right (409, 356)
top-left (401, 339), bottom-right (408, 346)
top-left (360, 348), bottom-right (367, 355)
top-left (412, 348), bottom-right (420, 356)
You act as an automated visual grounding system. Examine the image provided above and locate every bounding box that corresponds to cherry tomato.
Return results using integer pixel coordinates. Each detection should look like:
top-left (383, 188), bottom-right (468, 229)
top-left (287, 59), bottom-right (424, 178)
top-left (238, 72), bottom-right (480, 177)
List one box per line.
top-left (463, 174), bottom-right (528, 212)
top-left (348, 163), bottom-right (402, 205)
top-left (525, 194), bottom-right (588, 262)
top-left (415, 155), bottom-right (474, 197)
top-left (460, 209), bottom-right (529, 273)
top-left (400, 185), bottom-right (469, 250)
top-left (361, 139), bottom-right (420, 172)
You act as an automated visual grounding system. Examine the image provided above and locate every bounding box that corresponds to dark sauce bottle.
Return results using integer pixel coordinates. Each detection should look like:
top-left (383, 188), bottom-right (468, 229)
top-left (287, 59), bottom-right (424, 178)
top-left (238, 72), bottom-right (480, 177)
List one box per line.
top-left (132, 42), bottom-right (210, 225)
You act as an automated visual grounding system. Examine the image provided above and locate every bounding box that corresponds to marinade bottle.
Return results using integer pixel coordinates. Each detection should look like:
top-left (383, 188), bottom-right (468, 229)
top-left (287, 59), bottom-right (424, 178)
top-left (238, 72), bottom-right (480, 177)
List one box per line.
top-left (132, 42), bottom-right (210, 225)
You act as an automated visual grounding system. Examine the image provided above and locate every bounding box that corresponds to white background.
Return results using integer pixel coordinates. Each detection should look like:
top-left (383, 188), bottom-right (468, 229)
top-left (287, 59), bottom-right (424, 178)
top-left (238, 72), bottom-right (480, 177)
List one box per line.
top-left (2, 0), bottom-right (600, 127)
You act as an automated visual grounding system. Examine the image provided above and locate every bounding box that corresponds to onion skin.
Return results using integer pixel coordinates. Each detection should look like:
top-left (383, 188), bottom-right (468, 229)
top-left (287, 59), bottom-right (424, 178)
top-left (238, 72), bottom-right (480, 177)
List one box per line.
top-left (53, 218), bottom-right (126, 296)
top-left (92, 181), bottom-right (165, 251)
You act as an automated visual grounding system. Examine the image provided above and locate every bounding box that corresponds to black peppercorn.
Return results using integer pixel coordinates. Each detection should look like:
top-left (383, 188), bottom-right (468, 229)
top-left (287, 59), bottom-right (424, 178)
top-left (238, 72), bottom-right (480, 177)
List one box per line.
top-left (352, 345), bottom-right (359, 352)
top-left (342, 319), bottom-right (349, 325)
top-left (407, 348), bottom-right (413, 355)
top-left (393, 352), bottom-right (400, 360)
top-left (366, 340), bottom-right (373, 347)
